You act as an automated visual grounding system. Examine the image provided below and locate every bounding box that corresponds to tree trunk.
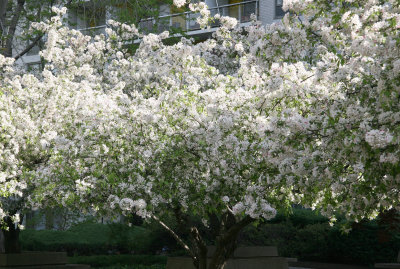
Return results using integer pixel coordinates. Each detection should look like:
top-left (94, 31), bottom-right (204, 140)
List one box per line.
top-left (45, 208), bottom-right (54, 230)
top-left (0, 0), bottom-right (7, 30)
top-left (0, 0), bottom-right (7, 55)
top-left (0, 230), bottom-right (5, 253)
top-left (2, 217), bottom-right (21, 253)
top-left (190, 226), bottom-right (208, 269)
top-left (4, 0), bottom-right (25, 57)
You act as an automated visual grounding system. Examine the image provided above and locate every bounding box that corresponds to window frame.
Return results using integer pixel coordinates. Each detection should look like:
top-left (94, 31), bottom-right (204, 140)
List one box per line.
top-left (275, 0), bottom-right (285, 19)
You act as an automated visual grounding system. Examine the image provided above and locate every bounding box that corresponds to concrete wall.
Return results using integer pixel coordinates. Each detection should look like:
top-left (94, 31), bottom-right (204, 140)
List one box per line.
top-left (259, 0), bottom-right (276, 25)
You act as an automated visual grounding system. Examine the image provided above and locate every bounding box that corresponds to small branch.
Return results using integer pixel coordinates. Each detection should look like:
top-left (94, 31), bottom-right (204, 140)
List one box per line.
top-left (226, 206), bottom-right (234, 215)
top-left (152, 215), bottom-right (195, 259)
top-left (301, 74), bottom-right (314, 83)
top-left (14, 34), bottom-right (43, 61)
top-left (257, 97), bottom-right (267, 113)
top-left (297, 15), bottom-right (321, 38)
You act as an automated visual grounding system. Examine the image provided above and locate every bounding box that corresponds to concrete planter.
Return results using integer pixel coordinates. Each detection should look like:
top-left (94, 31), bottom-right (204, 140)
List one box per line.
top-left (288, 261), bottom-right (370, 269)
top-left (166, 246), bottom-right (288, 269)
top-left (0, 252), bottom-right (90, 269)
top-left (167, 256), bottom-right (288, 269)
top-left (374, 250), bottom-right (400, 269)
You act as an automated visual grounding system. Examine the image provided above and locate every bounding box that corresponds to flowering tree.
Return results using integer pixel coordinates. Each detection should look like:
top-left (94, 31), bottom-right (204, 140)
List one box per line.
top-left (1, 0), bottom-right (400, 268)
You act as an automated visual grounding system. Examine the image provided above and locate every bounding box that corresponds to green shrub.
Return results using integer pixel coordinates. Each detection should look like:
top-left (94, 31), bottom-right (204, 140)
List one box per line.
top-left (238, 208), bottom-right (400, 266)
top-left (269, 207), bottom-right (329, 226)
top-left (20, 222), bottom-right (155, 255)
top-left (326, 222), bottom-right (400, 264)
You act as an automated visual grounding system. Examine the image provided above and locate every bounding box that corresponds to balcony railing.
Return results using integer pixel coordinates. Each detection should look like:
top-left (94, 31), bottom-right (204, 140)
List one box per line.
top-left (140, 0), bottom-right (258, 33)
top-left (78, 24), bottom-right (107, 36)
top-left (78, 0), bottom-right (258, 36)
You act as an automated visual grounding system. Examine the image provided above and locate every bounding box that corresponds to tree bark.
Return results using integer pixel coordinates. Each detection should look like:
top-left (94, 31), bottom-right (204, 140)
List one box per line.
top-left (2, 216), bottom-right (21, 253)
top-left (4, 0), bottom-right (25, 57)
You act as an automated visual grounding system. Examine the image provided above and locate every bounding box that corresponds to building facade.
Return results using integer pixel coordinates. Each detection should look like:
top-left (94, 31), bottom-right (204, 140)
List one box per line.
top-left (15, 0), bottom-right (285, 71)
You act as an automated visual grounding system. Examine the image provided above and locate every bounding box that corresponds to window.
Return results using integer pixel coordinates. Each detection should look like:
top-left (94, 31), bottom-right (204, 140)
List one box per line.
top-left (275, 0), bottom-right (285, 18)
top-left (68, 2), bottom-right (106, 35)
top-left (170, 5), bottom-right (187, 31)
top-left (241, 0), bottom-right (257, 22)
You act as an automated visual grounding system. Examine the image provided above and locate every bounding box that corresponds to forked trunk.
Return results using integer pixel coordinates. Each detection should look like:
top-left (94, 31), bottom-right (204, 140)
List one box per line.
top-left (192, 233), bottom-right (237, 269)
top-left (156, 208), bottom-right (254, 269)
top-left (191, 215), bottom-right (254, 269)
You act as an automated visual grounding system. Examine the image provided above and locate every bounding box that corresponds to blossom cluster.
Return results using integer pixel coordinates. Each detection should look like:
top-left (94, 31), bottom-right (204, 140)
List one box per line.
top-left (1, 0), bottom-right (400, 233)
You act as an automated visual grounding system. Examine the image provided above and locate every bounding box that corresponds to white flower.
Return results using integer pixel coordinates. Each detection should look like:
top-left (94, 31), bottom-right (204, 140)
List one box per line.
top-left (119, 198), bottom-right (134, 211)
top-left (235, 43), bottom-right (244, 53)
top-left (143, 150), bottom-right (152, 158)
top-left (365, 130), bottom-right (393, 149)
top-left (0, 172), bottom-right (6, 183)
top-left (133, 199), bottom-right (147, 209)
top-left (173, 0), bottom-right (186, 8)
top-left (220, 16), bottom-right (237, 29)
top-left (222, 196), bottom-right (230, 203)
top-left (102, 144), bottom-right (109, 154)
top-left (232, 202), bottom-right (245, 215)
top-left (260, 202), bottom-right (277, 220)
top-left (379, 153), bottom-right (398, 164)
top-left (39, 139), bottom-right (50, 149)
top-left (282, 0), bottom-right (312, 13)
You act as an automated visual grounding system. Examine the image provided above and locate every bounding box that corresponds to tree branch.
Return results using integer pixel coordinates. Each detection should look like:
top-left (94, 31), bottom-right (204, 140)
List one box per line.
top-left (223, 215), bottom-right (254, 241)
top-left (152, 215), bottom-right (196, 259)
top-left (14, 34), bottom-right (43, 61)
